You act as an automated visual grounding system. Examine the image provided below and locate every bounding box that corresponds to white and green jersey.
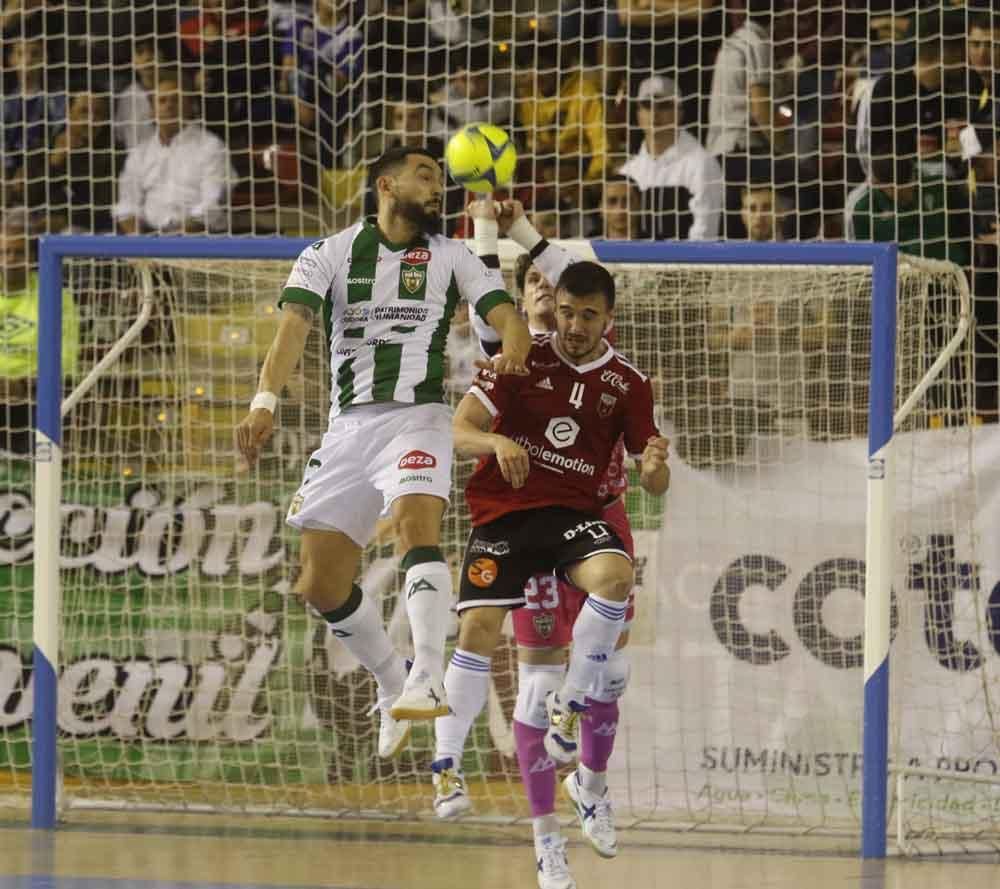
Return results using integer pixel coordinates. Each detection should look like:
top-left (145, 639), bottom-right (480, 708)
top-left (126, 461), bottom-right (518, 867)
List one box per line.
top-left (279, 217), bottom-right (512, 422)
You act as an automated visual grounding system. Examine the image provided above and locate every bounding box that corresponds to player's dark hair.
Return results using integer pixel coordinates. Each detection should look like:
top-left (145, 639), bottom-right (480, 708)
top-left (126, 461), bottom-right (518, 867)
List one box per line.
top-left (368, 145), bottom-right (438, 199)
top-left (556, 261), bottom-right (615, 310)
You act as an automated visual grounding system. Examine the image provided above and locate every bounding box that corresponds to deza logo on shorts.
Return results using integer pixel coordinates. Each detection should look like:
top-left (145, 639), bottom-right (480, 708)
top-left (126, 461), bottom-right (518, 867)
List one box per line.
top-left (398, 450), bottom-right (437, 470)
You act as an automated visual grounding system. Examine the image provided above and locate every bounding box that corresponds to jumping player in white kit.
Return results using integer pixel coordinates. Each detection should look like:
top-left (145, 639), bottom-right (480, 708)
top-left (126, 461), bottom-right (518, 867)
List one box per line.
top-left (235, 145), bottom-right (532, 759)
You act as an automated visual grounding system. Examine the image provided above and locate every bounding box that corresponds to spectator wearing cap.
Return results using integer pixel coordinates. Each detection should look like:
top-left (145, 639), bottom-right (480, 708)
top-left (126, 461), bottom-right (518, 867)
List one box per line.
top-left (619, 75), bottom-right (723, 240)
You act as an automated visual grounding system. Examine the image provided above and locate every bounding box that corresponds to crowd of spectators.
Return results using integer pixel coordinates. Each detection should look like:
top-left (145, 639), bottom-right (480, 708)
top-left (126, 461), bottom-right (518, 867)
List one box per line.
top-left (1, 0), bottom-right (998, 455)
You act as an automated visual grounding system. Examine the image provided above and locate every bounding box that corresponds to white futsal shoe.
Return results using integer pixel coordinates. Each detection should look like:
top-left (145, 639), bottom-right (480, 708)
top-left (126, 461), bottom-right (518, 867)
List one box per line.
top-left (390, 668), bottom-right (450, 720)
top-left (563, 771), bottom-right (618, 859)
top-left (431, 757), bottom-right (473, 819)
top-left (371, 696), bottom-right (411, 759)
top-left (534, 832), bottom-right (576, 889)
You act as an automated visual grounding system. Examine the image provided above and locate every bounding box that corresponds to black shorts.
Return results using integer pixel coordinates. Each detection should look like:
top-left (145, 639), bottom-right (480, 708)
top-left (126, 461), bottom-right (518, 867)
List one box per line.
top-left (457, 506), bottom-right (630, 612)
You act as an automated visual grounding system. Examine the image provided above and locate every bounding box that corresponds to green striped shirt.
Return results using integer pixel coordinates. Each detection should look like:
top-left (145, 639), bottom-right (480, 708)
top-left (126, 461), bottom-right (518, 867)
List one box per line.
top-left (279, 217), bottom-right (512, 422)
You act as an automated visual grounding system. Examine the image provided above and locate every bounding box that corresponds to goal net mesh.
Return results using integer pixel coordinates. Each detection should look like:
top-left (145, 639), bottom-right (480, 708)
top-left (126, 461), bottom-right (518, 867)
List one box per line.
top-left (1, 249), bottom-right (993, 848)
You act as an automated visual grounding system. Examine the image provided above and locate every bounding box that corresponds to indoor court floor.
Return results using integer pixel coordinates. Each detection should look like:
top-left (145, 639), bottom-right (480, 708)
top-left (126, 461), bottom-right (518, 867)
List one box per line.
top-left (2, 810), bottom-right (1000, 889)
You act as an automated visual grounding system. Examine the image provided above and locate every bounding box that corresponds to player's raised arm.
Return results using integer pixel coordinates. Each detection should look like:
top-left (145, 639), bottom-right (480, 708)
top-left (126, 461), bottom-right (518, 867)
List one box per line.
top-left (236, 242), bottom-right (331, 467)
top-left (453, 390), bottom-right (530, 489)
top-left (235, 303), bottom-right (313, 467)
top-left (464, 197), bottom-right (531, 374)
top-left (497, 198), bottom-right (574, 286)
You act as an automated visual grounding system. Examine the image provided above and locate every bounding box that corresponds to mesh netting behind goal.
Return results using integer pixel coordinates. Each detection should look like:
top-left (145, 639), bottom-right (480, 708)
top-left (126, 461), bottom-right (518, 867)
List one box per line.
top-left (3, 246), bottom-right (994, 849)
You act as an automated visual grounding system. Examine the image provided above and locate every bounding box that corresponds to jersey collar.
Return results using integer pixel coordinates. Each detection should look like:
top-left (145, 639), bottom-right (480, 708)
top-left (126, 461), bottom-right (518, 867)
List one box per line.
top-left (363, 216), bottom-right (427, 252)
top-left (552, 334), bottom-right (615, 374)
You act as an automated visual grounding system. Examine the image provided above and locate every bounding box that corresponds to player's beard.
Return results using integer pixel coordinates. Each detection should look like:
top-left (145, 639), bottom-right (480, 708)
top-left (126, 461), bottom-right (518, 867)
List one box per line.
top-left (393, 195), bottom-right (442, 235)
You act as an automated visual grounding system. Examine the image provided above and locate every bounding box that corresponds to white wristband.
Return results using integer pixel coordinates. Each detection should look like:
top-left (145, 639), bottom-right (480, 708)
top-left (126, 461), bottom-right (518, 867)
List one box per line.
top-left (506, 215), bottom-right (544, 252)
top-left (473, 217), bottom-right (499, 257)
top-left (250, 391), bottom-right (278, 414)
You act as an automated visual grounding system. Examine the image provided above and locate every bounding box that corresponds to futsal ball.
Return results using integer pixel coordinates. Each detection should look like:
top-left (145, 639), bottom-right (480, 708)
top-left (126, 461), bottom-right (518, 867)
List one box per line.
top-left (445, 123), bottom-right (517, 193)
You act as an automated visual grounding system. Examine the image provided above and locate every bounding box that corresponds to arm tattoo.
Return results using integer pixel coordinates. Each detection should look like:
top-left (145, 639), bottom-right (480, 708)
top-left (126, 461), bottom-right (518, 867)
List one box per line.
top-left (284, 302), bottom-right (316, 323)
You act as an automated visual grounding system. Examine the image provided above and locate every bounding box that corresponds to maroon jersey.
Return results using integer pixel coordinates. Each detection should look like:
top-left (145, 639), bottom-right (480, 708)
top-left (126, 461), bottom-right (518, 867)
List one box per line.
top-left (466, 333), bottom-right (659, 526)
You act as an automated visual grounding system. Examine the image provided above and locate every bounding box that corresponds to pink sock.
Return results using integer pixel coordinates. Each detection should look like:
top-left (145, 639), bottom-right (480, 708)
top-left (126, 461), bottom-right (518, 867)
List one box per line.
top-left (514, 719), bottom-right (556, 816)
top-left (580, 698), bottom-right (619, 773)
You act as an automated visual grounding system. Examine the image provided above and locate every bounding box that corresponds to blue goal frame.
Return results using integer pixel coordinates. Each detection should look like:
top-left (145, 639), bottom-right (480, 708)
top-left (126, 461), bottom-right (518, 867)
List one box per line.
top-left (33, 236), bottom-right (897, 858)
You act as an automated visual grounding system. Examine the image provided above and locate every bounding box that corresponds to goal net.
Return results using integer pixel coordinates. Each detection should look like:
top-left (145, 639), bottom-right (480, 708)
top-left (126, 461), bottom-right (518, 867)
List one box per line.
top-left (4, 238), bottom-right (993, 852)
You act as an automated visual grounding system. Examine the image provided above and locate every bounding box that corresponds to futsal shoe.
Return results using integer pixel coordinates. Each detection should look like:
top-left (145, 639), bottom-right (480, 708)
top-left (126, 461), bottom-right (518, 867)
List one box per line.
top-left (390, 668), bottom-right (450, 720)
top-left (431, 757), bottom-right (472, 819)
top-left (372, 696), bottom-right (411, 759)
top-left (534, 832), bottom-right (576, 889)
top-left (563, 771), bottom-right (618, 858)
top-left (543, 691), bottom-right (587, 764)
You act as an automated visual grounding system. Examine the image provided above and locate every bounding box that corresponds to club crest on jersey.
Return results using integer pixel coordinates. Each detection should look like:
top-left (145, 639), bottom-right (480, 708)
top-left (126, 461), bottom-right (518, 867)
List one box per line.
top-left (401, 265), bottom-right (425, 294)
top-left (598, 392), bottom-right (617, 418)
top-left (399, 449), bottom-right (437, 470)
top-left (533, 612), bottom-right (555, 639)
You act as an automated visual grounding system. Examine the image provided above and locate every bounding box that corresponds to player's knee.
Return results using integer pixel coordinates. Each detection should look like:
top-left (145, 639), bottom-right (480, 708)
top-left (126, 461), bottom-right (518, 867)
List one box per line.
top-left (596, 571), bottom-right (633, 603)
top-left (513, 662), bottom-right (564, 729)
top-left (591, 649), bottom-right (630, 703)
top-left (392, 496), bottom-right (444, 550)
top-left (295, 561), bottom-right (352, 611)
top-left (457, 607), bottom-right (505, 657)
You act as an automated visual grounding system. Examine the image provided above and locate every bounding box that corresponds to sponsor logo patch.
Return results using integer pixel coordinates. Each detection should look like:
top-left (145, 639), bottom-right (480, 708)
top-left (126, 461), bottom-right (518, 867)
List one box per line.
top-left (544, 417), bottom-right (581, 449)
top-left (470, 539), bottom-right (510, 556)
top-left (600, 370), bottom-right (630, 393)
top-left (467, 557), bottom-right (498, 588)
top-left (403, 248), bottom-right (431, 265)
top-left (532, 612), bottom-right (555, 639)
top-left (399, 450), bottom-right (437, 470)
top-left (399, 474), bottom-right (433, 484)
top-left (535, 377), bottom-right (554, 390)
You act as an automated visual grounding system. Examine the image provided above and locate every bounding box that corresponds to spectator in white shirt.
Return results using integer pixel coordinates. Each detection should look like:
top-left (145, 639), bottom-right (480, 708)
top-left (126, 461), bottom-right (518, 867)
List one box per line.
top-left (114, 69), bottom-right (236, 235)
top-left (619, 75), bottom-right (723, 240)
top-left (113, 36), bottom-right (161, 151)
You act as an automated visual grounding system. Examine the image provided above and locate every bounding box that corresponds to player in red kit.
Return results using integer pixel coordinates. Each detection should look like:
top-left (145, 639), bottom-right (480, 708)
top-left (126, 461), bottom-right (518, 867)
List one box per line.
top-left (432, 247), bottom-right (669, 888)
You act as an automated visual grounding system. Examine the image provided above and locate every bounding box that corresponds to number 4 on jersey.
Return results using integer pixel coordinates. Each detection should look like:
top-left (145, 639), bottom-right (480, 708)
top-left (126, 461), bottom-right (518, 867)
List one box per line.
top-left (569, 381), bottom-right (585, 410)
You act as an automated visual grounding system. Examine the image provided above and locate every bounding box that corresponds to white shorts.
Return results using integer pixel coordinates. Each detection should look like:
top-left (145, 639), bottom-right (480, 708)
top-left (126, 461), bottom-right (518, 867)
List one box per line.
top-left (286, 402), bottom-right (453, 546)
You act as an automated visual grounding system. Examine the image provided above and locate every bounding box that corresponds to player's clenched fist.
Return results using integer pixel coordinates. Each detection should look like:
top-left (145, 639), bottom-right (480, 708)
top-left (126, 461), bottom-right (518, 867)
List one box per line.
top-left (235, 408), bottom-right (274, 468)
top-left (639, 435), bottom-right (670, 494)
top-left (467, 197), bottom-right (500, 221)
top-left (492, 434), bottom-right (530, 489)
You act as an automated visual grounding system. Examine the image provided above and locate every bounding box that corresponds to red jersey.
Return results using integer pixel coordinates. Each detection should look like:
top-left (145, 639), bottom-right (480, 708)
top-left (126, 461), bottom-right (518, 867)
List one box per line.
top-left (466, 333), bottom-right (659, 526)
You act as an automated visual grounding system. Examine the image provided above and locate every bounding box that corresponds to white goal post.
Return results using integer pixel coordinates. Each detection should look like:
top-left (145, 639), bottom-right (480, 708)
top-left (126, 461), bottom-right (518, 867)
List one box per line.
top-left (16, 234), bottom-right (987, 857)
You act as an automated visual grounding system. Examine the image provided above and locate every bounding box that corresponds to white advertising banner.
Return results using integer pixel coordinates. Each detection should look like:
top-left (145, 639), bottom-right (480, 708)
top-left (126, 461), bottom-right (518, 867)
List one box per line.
top-left (614, 425), bottom-right (1000, 830)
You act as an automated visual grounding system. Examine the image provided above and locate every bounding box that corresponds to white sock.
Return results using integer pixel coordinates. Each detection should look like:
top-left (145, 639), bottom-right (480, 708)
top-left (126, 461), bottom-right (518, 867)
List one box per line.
top-left (403, 558), bottom-right (453, 680)
top-left (434, 649), bottom-right (491, 763)
top-left (532, 816), bottom-right (561, 841)
top-left (577, 763), bottom-right (607, 797)
top-left (324, 589), bottom-right (406, 700)
top-left (562, 594), bottom-right (626, 706)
